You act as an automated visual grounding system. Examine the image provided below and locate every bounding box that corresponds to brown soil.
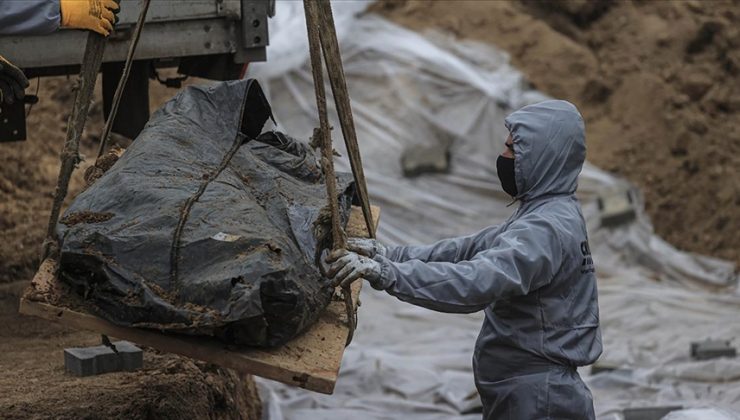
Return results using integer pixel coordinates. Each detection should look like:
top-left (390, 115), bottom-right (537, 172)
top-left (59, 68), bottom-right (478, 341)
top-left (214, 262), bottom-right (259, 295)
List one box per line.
top-left (0, 283), bottom-right (261, 419)
top-left (371, 0), bottom-right (740, 267)
top-left (0, 74), bottom-right (262, 417)
top-left (60, 211), bottom-right (114, 226)
top-left (84, 145), bottom-right (124, 185)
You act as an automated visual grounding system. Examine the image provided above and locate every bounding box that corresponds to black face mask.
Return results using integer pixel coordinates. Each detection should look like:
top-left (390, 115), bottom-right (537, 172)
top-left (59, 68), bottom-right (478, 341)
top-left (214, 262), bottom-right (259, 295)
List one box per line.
top-left (496, 156), bottom-right (518, 197)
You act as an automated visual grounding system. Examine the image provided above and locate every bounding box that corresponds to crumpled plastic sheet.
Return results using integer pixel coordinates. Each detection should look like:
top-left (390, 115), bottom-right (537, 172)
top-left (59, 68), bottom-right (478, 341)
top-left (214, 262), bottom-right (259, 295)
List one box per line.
top-left (57, 80), bottom-right (356, 347)
top-left (249, 2), bottom-right (740, 419)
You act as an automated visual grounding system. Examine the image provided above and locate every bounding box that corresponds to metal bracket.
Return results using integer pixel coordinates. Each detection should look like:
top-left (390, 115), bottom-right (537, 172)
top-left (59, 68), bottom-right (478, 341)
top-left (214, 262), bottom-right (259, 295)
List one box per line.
top-left (0, 100), bottom-right (27, 142)
top-left (241, 0), bottom-right (270, 48)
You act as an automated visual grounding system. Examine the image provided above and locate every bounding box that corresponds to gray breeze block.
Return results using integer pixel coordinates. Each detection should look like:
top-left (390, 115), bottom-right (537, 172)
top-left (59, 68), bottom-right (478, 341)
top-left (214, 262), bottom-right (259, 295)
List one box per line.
top-left (691, 340), bottom-right (737, 360)
top-left (623, 406), bottom-right (683, 420)
top-left (64, 341), bottom-right (143, 377)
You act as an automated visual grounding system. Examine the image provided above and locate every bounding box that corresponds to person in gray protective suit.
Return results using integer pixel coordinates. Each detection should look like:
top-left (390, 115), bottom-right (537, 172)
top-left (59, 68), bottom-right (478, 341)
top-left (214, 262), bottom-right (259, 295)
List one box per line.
top-left (327, 100), bottom-right (602, 419)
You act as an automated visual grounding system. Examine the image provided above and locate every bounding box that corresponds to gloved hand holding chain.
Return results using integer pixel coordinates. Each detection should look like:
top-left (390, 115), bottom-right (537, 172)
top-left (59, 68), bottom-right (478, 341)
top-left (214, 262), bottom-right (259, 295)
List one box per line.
top-left (326, 249), bottom-right (384, 290)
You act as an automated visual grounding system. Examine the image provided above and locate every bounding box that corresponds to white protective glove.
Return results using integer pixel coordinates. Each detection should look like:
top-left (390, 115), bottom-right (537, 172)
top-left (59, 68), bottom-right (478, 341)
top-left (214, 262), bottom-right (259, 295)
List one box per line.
top-left (327, 249), bottom-right (383, 289)
top-left (346, 237), bottom-right (387, 258)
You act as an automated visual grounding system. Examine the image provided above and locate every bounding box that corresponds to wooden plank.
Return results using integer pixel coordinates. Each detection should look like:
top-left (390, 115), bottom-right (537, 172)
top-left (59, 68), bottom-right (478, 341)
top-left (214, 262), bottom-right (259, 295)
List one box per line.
top-left (20, 205), bottom-right (380, 395)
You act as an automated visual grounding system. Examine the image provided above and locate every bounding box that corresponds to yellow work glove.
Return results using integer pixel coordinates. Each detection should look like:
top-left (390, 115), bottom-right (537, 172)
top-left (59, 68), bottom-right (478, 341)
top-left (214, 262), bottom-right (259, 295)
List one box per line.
top-left (0, 55), bottom-right (29, 105)
top-left (60, 0), bottom-right (120, 37)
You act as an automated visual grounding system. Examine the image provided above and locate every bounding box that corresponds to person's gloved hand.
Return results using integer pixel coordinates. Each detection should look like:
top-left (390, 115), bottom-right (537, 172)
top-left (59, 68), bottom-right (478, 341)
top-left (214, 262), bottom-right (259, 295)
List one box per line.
top-left (61, 0), bottom-right (120, 37)
top-left (0, 55), bottom-right (29, 105)
top-left (326, 249), bottom-right (383, 289)
top-left (346, 237), bottom-right (387, 258)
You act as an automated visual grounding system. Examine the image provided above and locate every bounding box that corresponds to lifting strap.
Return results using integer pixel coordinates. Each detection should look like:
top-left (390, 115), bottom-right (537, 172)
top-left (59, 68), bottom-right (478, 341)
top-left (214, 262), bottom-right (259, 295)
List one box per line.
top-left (315, 0), bottom-right (375, 239)
top-left (42, 0), bottom-right (150, 260)
top-left (303, 0), bottom-right (355, 345)
top-left (97, 0), bottom-right (152, 159)
top-left (42, 34), bottom-right (106, 259)
top-left (304, 0), bottom-right (374, 345)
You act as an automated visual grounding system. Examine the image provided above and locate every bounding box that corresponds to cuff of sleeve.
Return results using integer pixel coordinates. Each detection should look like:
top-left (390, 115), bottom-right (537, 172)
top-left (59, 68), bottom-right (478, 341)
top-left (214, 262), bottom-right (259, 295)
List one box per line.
top-left (59, 0), bottom-right (71, 28)
top-left (372, 255), bottom-right (395, 291)
top-left (52, 0), bottom-right (62, 30)
top-left (385, 245), bottom-right (402, 262)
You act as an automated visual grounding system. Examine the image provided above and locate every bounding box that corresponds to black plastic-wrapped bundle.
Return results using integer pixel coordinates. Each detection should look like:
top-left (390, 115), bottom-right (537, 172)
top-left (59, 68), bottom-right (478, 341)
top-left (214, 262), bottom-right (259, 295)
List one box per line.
top-left (57, 79), bottom-right (354, 347)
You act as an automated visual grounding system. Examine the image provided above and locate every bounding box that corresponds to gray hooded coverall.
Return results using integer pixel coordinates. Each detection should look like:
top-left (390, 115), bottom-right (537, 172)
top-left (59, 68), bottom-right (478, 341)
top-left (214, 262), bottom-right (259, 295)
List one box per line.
top-left (372, 100), bottom-right (602, 419)
top-left (0, 0), bottom-right (61, 35)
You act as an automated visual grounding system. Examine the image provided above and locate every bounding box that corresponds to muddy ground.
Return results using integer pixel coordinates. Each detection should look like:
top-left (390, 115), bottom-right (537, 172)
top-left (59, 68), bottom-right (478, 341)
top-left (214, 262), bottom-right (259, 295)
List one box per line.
top-left (371, 0), bottom-right (740, 267)
top-left (0, 75), bottom-right (261, 418)
top-left (2, 0), bottom-right (738, 417)
top-left (0, 281), bottom-right (260, 419)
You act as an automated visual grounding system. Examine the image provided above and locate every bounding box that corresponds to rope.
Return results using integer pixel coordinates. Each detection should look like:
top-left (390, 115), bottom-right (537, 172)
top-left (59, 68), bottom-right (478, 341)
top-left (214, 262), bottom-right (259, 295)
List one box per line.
top-left (97, 0), bottom-right (152, 159)
top-left (314, 0), bottom-right (375, 239)
top-left (44, 0), bottom-right (152, 260)
top-left (305, 0), bottom-right (378, 345)
top-left (42, 32), bottom-right (107, 260)
top-left (304, 0), bottom-right (357, 345)
top-left (169, 131), bottom-right (247, 296)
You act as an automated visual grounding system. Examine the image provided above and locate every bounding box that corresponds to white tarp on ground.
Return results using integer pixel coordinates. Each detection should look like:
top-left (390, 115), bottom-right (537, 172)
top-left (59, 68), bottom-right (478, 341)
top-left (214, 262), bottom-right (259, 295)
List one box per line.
top-left (248, 2), bottom-right (740, 419)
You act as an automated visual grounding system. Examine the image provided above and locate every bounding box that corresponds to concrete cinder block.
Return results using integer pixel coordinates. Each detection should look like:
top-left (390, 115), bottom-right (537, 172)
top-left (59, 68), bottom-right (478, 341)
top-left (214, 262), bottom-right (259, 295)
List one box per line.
top-left (64, 341), bottom-right (143, 377)
top-left (400, 144), bottom-right (451, 178)
top-left (691, 340), bottom-right (737, 360)
top-left (590, 361), bottom-right (621, 375)
top-left (597, 188), bottom-right (637, 228)
top-left (623, 406), bottom-right (683, 420)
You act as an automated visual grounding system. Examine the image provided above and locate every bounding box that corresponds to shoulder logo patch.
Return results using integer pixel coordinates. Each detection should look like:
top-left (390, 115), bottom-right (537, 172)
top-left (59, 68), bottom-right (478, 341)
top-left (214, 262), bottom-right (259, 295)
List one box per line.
top-left (580, 241), bottom-right (595, 274)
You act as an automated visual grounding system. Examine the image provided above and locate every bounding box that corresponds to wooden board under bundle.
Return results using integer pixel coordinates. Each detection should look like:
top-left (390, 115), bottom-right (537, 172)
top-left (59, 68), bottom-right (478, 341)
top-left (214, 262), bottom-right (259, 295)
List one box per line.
top-left (19, 205), bottom-right (380, 394)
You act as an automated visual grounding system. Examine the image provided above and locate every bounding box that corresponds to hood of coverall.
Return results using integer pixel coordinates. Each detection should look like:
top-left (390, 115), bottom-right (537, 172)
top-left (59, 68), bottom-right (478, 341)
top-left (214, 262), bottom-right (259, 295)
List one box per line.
top-left (504, 100), bottom-right (586, 202)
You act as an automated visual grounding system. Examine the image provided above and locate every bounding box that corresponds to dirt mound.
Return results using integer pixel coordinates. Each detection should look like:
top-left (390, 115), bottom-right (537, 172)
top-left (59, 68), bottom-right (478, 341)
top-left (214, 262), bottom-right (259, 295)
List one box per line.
top-left (0, 74), bottom-right (261, 417)
top-left (0, 284), bottom-right (261, 420)
top-left (371, 0), bottom-right (740, 267)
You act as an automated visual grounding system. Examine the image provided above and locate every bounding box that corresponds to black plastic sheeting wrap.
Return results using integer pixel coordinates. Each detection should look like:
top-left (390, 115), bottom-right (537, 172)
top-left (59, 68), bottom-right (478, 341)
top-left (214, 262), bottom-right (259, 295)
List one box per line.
top-left (57, 79), bottom-right (355, 347)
